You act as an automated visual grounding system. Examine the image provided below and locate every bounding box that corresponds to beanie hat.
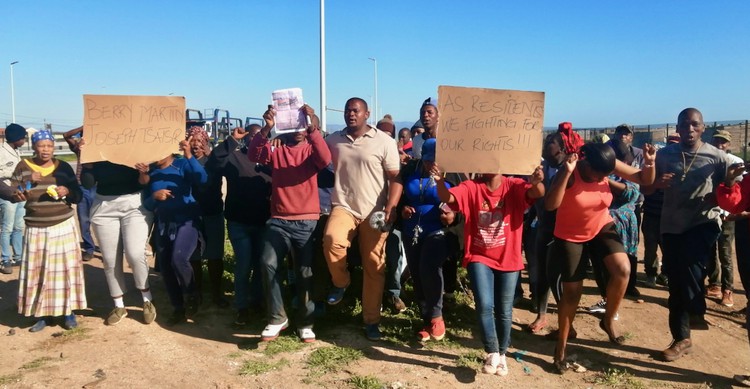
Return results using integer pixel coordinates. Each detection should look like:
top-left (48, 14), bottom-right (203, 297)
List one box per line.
top-left (5, 123), bottom-right (27, 143)
top-left (376, 114), bottom-right (395, 136)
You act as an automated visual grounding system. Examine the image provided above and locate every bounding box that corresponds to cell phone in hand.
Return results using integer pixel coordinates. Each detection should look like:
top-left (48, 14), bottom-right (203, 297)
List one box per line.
top-left (439, 202), bottom-right (452, 213)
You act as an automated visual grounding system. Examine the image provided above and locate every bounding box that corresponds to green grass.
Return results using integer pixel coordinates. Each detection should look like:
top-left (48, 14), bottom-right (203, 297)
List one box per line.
top-left (262, 335), bottom-right (307, 356)
top-left (348, 375), bottom-right (384, 389)
top-left (20, 356), bottom-right (55, 370)
top-left (307, 346), bottom-right (363, 373)
top-left (591, 368), bottom-right (646, 389)
top-left (455, 350), bottom-right (484, 370)
top-left (239, 358), bottom-right (289, 376)
top-left (0, 373), bottom-right (22, 385)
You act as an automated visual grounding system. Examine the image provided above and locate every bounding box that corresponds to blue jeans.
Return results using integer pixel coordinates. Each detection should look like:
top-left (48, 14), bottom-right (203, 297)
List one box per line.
top-left (260, 218), bottom-right (317, 328)
top-left (77, 186), bottom-right (96, 254)
top-left (0, 198), bottom-right (25, 263)
top-left (468, 262), bottom-right (518, 355)
top-left (227, 220), bottom-right (264, 311)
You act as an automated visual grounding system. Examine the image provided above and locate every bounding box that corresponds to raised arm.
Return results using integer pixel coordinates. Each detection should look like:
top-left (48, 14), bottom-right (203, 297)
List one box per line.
top-left (248, 106), bottom-right (275, 164)
top-left (545, 154), bottom-right (576, 211)
top-left (526, 165), bottom-right (545, 200)
top-left (613, 143), bottom-right (656, 185)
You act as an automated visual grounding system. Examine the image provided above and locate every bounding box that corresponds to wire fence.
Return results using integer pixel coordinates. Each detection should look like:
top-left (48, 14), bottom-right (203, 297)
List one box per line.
top-left (543, 120), bottom-right (750, 160)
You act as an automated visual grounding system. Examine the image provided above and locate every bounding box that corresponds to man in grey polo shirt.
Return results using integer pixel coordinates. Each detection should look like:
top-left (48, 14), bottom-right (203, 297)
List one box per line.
top-left (323, 97), bottom-right (402, 341)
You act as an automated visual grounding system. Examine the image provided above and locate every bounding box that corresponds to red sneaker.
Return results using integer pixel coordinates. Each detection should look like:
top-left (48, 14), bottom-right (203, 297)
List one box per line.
top-left (430, 317), bottom-right (446, 341)
top-left (417, 327), bottom-right (430, 342)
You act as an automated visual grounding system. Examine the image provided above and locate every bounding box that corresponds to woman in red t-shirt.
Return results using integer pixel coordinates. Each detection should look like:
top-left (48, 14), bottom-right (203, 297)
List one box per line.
top-left (545, 142), bottom-right (655, 373)
top-left (435, 167), bottom-right (544, 377)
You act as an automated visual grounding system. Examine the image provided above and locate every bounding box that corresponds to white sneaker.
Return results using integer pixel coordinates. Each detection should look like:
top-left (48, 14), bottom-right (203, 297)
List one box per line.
top-left (482, 352), bottom-right (500, 374)
top-left (298, 327), bottom-right (316, 343)
top-left (587, 299), bottom-right (606, 313)
top-left (261, 319), bottom-right (288, 341)
top-left (496, 354), bottom-right (508, 376)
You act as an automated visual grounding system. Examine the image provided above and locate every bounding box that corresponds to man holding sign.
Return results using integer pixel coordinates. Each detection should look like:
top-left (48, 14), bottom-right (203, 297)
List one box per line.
top-left (248, 103), bottom-right (331, 343)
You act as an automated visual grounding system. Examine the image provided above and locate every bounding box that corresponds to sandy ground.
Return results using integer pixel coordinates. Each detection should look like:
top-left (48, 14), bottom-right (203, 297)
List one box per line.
top-left (0, 239), bottom-right (749, 389)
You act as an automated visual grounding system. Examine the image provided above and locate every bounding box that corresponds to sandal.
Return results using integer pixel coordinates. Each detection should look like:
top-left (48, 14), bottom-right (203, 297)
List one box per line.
top-left (599, 320), bottom-right (626, 345)
top-left (735, 375), bottom-right (750, 387)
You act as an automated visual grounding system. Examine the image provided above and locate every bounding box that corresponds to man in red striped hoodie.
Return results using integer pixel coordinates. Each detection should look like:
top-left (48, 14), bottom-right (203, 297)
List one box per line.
top-left (248, 104), bottom-right (332, 343)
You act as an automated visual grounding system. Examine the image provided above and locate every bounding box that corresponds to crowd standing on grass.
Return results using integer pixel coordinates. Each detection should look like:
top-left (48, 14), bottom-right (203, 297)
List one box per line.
top-left (4, 101), bottom-right (750, 384)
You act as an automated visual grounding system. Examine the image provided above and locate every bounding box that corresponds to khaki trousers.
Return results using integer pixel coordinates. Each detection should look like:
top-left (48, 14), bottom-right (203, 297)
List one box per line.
top-left (323, 206), bottom-right (388, 325)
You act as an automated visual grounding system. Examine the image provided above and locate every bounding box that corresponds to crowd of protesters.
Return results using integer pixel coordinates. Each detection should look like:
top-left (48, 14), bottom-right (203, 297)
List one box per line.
top-left (3, 100), bottom-right (750, 383)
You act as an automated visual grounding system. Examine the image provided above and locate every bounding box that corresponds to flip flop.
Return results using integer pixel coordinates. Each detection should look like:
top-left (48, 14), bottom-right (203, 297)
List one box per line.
top-left (599, 320), bottom-right (626, 345)
top-left (734, 375), bottom-right (750, 387)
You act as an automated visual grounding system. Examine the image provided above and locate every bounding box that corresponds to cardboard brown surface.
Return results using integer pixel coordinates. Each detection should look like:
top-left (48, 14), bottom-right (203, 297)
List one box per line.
top-left (81, 94), bottom-right (186, 166)
top-left (436, 86), bottom-right (544, 175)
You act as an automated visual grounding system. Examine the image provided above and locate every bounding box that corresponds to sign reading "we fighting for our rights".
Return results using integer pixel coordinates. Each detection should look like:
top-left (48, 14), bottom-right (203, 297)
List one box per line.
top-left (436, 86), bottom-right (544, 175)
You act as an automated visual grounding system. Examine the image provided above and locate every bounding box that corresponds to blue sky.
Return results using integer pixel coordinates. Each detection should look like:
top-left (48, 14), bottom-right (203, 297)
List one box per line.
top-left (1, 1), bottom-right (748, 132)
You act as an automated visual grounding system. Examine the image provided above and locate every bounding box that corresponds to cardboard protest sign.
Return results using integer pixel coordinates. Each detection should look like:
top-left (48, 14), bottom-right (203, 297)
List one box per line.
top-left (80, 94), bottom-right (186, 166)
top-left (436, 86), bottom-right (544, 175)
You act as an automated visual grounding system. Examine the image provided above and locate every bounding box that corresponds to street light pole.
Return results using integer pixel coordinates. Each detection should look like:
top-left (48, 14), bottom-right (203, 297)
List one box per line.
top-left (368, 57), bottom-right (377, 122)
top-left (10, 61), bottom-right (18, 123)
top-left (320, 0), bottom-right (327, 133)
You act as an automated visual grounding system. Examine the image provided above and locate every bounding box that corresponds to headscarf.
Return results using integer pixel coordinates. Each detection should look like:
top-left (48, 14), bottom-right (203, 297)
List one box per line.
top-left (31, 130), bottom-right (54, 145)
top-left (557, 122), bottom-right (584, 155)
top-left (187, 126), bottom-right (210, 156)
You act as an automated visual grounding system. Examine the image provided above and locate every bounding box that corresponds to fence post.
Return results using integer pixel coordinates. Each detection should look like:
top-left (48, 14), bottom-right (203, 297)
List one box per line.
top-left (745, 120), bottom-right (748, 161)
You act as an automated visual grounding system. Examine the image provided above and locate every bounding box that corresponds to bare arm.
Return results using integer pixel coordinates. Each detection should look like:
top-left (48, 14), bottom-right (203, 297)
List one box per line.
top-left (384, 169), bottom-right (403, 225)
top-left (544, 154), bottom-right (576, 211)
top-left (526, 165), bottom-right (545, 200)
top-left (613, 143), bottom-right (656, 185)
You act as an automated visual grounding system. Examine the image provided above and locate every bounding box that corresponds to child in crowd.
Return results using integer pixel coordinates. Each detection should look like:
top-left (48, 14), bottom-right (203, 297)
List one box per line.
top-left (14, 130), bottom-right (85, 332)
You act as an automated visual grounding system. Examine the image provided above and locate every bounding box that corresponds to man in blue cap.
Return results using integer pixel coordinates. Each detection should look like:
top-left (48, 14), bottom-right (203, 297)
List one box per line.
top-left (0, 123), bottom-right (27, 274)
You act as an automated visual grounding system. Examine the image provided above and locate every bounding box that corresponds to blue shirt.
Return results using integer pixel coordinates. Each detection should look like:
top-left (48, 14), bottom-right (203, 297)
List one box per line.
top-left (402, 169), bottom-right (451, 239)
top-left (147, 156), bottom-right (208, 223)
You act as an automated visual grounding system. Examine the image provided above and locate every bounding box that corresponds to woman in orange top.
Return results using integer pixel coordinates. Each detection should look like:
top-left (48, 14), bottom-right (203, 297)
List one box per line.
top-left (545, 142), bottom-right (655, 373)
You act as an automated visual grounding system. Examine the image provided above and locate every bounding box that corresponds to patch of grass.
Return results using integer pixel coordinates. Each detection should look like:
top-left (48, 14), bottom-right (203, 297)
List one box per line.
top-left (20, 356), bottom-right (54, 370)
top-left (60, 326), bottom-right (90, 339)
top-left (0, 373), bottom-right (22, 385)
top-left (348, 375), bottom-right (384, 389)
top-left (307, 346), bottom-right (363, 373)
top-left (226, 351), bottom-right (244, 359)
top-left (592, 368), bottom-right (646, 389)
top-left (455, 350), bottom-right (484, 370)
top-left (238, 358), bottom-right (289, 376)
top-left (421, 337), bottom-right (465, 350)
top-left (262, 335), bottom-right (306, 356)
